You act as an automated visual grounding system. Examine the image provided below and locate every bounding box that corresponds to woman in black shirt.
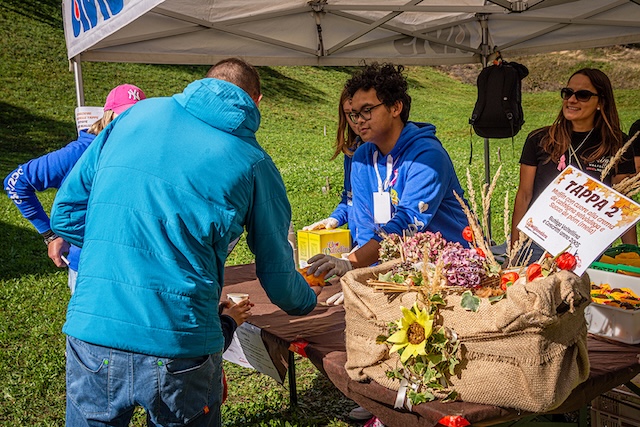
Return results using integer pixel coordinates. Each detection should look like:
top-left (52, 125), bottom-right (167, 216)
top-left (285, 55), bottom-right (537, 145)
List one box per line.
top-left (510, 68), bottom-right (637, 262)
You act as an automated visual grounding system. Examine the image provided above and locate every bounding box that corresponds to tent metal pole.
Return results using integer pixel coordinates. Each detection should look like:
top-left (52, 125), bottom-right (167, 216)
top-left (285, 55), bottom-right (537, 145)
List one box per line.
top-left (479, 14), bottom-right (494, 239)
top-left (480, 15), bottom-right (491, 187)
top-left (71, 56), bottom-right (85, 107)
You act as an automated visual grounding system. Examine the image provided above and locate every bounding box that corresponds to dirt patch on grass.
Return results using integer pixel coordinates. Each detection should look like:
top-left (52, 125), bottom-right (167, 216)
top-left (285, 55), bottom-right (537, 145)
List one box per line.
top-left (434, 45), bottom-right (640, 92)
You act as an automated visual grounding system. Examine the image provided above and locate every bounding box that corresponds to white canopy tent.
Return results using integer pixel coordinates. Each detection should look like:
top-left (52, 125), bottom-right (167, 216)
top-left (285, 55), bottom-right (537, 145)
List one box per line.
top-left (62, 0), bottom-right (640, 183)
top-left (64, 0), bottom-right (640, 96)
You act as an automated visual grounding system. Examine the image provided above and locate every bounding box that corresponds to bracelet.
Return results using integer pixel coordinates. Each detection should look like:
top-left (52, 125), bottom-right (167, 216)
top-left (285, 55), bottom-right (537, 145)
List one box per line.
top-left (42, 230), bottom-right (59, 246)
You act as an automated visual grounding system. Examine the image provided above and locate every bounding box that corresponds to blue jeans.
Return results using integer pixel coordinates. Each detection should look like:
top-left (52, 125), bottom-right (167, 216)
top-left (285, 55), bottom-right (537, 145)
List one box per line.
top-left (66, 337), bottom-right (223, 427)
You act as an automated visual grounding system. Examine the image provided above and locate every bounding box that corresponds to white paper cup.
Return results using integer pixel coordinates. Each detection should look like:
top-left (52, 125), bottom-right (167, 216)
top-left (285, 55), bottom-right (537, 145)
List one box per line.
top-left (227, 293), bottom-right (249, 304)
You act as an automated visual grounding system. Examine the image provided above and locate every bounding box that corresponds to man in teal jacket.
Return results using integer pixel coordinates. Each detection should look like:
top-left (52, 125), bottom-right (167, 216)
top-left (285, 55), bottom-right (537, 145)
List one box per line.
top-left (51, 58), bottom-right (316, 427)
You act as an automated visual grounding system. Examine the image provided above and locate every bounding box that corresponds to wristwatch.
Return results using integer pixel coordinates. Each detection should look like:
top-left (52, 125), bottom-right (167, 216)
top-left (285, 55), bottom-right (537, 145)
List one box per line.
top-left (42, 230), bottom-right (59, 246)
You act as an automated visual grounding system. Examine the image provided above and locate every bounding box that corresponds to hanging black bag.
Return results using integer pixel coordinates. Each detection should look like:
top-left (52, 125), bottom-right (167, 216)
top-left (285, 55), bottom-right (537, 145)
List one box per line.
top-left (469, 59), bottom-right (529, 139)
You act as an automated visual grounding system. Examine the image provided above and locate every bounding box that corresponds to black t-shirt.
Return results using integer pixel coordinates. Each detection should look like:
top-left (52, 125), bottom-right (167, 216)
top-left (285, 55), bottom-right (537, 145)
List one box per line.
top-left (630, 119), bottom-right (640, 155)
top-left (520, 128), bottom-right (635, 208)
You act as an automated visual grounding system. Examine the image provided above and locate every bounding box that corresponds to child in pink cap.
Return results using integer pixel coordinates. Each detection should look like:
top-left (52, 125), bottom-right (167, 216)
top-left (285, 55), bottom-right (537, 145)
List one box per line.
top-left (87, 84), bottom-right (146, 134)
top-left (104, 84), bottom-right (146, 115)
top-left (3, 84), bottom-right (146, 293)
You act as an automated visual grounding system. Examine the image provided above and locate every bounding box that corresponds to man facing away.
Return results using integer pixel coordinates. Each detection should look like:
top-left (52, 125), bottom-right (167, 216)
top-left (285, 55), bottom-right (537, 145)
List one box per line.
top-left (308, 62), bottom-right (470, 278)
top-left (50, 58), bottom-right (317, 427)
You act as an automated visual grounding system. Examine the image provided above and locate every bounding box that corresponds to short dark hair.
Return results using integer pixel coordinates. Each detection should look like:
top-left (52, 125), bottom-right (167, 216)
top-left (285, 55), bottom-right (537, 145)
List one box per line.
top-left (206, 58), bottom-right (261, 99)
top-left (345, 63), bottom-right (411, 123)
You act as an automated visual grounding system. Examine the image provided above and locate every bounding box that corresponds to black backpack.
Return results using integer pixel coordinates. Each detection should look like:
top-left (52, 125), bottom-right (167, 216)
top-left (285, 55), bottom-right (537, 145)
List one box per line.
top-left (469, 59), bottom-right (529, 139)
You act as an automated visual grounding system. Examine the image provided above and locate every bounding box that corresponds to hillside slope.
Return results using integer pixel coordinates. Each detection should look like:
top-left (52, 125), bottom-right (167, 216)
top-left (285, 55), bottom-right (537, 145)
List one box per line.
top-left (437, 45), bottom-right (640, 92)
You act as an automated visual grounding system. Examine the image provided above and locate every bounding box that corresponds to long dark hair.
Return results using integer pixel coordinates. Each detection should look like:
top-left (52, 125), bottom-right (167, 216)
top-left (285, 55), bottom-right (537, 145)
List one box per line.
top-left (541, 68), bottom-right (623, 164)
top-left (332, 86), bottom-right (359, 160)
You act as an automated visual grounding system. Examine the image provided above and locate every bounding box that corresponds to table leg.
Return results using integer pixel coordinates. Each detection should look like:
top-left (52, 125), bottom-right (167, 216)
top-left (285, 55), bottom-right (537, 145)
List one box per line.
top-left (288, 350), bottom-right (298, 407)
top-left (626, 381), bottom-right (640, 397)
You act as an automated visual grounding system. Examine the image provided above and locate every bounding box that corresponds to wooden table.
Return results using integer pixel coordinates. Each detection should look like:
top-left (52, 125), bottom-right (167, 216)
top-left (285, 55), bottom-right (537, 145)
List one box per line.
top-left (223, 264), bottom-right (640, 427)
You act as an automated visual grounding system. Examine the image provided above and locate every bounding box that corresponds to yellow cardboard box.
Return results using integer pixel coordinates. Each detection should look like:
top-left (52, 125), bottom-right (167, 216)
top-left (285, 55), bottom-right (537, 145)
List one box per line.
top-left (297, 229), bottom-right (351, 268)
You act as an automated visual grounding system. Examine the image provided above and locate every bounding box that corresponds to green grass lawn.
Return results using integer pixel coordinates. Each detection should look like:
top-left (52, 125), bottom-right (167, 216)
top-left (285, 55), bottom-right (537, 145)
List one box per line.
top-left (1, 2), bottom-right (640, 426)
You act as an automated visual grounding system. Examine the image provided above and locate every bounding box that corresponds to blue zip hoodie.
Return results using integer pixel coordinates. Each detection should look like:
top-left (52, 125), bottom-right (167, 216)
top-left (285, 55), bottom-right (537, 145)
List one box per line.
top-left (3, 130), bottom-right (96, 271)
top-left (350, 122), bottom-right (469, 246)
top-left (330, 137), bottom-right (363, 243)
top-left (51, 78), bottom-right (317, 358)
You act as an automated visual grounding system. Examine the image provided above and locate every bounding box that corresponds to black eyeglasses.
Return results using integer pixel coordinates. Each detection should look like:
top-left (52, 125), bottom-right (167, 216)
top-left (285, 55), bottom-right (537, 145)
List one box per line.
top-left (348, 103), bottom-right (385, 122)
top-left (560, 87), bottom-right (599, 102)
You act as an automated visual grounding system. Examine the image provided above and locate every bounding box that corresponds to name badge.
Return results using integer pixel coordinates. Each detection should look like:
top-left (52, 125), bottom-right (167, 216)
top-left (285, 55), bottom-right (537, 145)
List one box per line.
top-left (373, 191), bottom-right (391, 224)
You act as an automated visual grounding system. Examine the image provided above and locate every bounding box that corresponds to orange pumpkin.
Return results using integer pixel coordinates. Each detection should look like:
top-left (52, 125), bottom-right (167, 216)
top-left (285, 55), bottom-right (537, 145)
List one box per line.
top-left (297, 267), bottom-right (327, 287)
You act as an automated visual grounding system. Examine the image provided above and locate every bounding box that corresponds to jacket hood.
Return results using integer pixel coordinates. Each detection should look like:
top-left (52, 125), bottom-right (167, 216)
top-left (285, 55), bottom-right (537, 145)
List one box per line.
top-left (387, 122), bottom-right (438, 158)
top-left (173, 78), bottom-right (260, 135)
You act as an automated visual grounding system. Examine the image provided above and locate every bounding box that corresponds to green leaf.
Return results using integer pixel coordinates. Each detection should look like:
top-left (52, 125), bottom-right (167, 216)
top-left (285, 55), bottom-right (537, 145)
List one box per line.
top-left (376, 334), bottom-right (389, 344)
top-left (448, 357), bottom-right (460, 375)
top-left (413, 361), bottom-right (427, 375)
top-left (379, 271), bottom-right (394, 282)
top-left (488, 294), bottom-right (504, 303)
top-left (422, 367), bottom-right (439, 383)
top-left (442, 390), bottom-right (459, 402)
top-left (392, 273), bottom-right (406, 283)
top-left (409, 390), bottom-right (432, 405)
top-left (430, 294), bottom-right (446, 305)
top-left (386, 369), bottom-right (404, 380)
top-left (461, 290), bottom-right (481, 312)
top-left (426, 353), bottom-right (444, 365)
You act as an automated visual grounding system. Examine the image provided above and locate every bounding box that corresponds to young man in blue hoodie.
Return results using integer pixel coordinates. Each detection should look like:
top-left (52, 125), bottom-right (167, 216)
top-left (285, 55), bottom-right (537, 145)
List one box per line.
top-left (50, 58), bottom-right (316, 427)
top-left (308, 63), bottom-right (469, 279)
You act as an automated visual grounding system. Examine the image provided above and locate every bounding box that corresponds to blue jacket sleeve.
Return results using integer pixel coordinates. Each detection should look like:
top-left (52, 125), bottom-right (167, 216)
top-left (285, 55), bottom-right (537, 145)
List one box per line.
top-left (350, 148), bottom-right (377, 246)
top-left (244, 157), bottom-right (316, 315)
top-left (329, 154), bottom-right (352, 226)
top-left (50, 128), bottom-right (111, 247)
top-left (379, 148), bottom-right (453, 240)
top-left (3, 132), bottom-right (96, 233)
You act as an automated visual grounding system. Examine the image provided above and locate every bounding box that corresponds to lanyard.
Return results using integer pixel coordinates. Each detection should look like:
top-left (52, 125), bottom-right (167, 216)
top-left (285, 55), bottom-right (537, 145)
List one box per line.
top-left (373, 150), bottom-right (394, 192)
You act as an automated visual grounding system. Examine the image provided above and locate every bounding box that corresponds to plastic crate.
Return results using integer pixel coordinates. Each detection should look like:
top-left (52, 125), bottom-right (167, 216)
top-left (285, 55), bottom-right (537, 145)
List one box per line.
top-left (591, 409), bottom-right (640, 427)
top-left (594, 245), bottom-right (640, 277)
top-left (592, 388), bottom-right (640, 427)
top-left (591, 261), bottom-right (640, 277)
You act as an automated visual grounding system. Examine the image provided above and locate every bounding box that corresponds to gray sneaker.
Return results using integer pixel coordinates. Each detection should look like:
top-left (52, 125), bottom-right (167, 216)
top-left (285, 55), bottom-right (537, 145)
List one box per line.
top-left (348, 406), bottom-right (373, 421)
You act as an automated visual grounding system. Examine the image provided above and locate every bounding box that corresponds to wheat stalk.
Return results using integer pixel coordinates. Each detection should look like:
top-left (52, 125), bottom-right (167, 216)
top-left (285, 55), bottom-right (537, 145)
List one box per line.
top-left (453, 190), bottom-right (497, 266)
top-left (465, 169), bottom-right (480, 218)
top-left (613, 171), bottom-right (640, 195)
top-left (507, 232), bottom-right (532, 268)
top-left (628, 187), bottom-right (640, 198)
top-left (503, 191), bottom-right (511, 256)
top-left (600, 132), bottom-right (638, 181)
top-left (481, 165), bottom-right (502, 240)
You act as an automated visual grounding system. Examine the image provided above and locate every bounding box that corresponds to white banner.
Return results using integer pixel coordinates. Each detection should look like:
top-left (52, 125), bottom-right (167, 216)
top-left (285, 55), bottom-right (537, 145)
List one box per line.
top-left (517, 166), bottom-right (640, 275)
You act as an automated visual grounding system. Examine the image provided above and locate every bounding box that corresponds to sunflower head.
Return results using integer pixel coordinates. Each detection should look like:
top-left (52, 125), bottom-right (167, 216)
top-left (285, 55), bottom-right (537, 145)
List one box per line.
top-left (386, 302), bottom-right (434, 363)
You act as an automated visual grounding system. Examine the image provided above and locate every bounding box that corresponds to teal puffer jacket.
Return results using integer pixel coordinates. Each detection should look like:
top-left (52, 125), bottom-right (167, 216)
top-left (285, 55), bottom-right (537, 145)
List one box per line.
top-left (51, 78), bottom-right (316, 357)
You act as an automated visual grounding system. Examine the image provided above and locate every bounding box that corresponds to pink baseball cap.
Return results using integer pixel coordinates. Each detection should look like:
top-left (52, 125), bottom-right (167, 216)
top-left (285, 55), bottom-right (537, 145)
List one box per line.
top-left (104, 84), bottom-right (146, 114)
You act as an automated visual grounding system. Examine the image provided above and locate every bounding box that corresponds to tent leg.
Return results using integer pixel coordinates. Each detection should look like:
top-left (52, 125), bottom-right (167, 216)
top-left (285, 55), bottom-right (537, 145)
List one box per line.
top-left (479, 15), bottom-right (493, 238)
top-left (483, 137), bottom-right (491, 185)
top-left (484, 136), bottom-right (493, 240)
top-left (71, 56), bottom-right (85, 108)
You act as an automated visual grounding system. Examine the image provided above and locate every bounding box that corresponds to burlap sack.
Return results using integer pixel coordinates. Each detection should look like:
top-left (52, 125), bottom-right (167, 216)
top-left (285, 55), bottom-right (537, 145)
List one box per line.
top-left (342, 262), bottom-right (591, 413)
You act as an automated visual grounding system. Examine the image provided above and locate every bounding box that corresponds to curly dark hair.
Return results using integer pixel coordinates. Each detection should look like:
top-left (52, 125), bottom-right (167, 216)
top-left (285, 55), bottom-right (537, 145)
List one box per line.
top-left (344, 63), bottom-right (411, 124)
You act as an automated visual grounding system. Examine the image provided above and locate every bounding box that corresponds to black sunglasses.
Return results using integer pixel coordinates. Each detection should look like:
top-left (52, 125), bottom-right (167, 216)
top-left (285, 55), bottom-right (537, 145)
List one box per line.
top-left (560, 87), bottom-right (599, 102)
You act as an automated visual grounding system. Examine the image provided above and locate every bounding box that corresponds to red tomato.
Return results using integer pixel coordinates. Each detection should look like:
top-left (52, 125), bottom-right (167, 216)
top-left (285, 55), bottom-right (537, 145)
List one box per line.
top-left (526, 263), bottom-right (543, 282)
top-left (462, 226), bottom-right (474, 242)
top-left (438, 415), bottom-right (470, 427)
top-left (475, 247), bottom-right (485, 258)
top-left (556, 252), bottom-right (577, 271)
top-left (500, 271), bottom-right (519, 291)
